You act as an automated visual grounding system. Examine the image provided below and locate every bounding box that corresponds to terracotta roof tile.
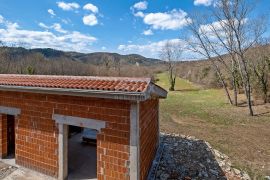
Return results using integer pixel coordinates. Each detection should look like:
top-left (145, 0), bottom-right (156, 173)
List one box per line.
top-left (0, 74), bottom-right (151, 93)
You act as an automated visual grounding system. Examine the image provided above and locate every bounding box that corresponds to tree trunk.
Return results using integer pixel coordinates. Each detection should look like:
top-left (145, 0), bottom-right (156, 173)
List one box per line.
top-left (237, 55), bottom-right (254, 116)
top-left (169, 66), bottom-right (175, 91)
top-left (231, 59), bottom-right (238, 106)
top-left (233, 77), bottom-right (238, 106)
top-left (262, 82), bottom-right (268, 103)
top-left (245, 70), bottom-right (254, 116)
top-left (219, 72), bottom-right (233, 105)
top-left (246, 83), bottom-right (254, 116)
top-left (213, 62), bottom-right (233, 105)
top-left (242, 64), bottom-right (254, 116)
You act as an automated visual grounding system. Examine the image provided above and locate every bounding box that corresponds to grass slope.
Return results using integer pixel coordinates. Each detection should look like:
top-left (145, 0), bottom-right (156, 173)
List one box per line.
top-left (157, 73), bottom-right (270, 179)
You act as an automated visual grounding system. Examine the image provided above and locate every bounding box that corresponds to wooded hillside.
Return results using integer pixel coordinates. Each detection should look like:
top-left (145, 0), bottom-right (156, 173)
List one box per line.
top-left (0, 46), bottom-right (165, 78)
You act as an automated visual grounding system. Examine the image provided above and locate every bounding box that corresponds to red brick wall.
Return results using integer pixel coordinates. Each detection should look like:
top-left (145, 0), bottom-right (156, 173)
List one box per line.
top-left (0, 114), bottom-right (7, 158)
top-left (0, 91), bottom-right (130, 179)
top-left (139, 98), bottom-right (159, 180)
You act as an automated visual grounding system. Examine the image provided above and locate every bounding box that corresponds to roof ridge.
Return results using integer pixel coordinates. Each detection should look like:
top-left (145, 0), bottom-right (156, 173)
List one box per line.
top-left (0, 74), bottom-right (151, 83)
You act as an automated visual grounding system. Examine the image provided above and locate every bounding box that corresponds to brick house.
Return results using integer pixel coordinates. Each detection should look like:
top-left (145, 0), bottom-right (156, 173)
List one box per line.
top-left (0, 74), bottom-right (167, 180)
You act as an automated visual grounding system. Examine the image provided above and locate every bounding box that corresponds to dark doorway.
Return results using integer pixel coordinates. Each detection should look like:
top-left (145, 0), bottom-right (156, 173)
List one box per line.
top-left (68, 125), bottom-right (83, 138)
top-left (68, 125), bottom-right (97, 179)
top-left (7, 115), bottom-right (15, 157)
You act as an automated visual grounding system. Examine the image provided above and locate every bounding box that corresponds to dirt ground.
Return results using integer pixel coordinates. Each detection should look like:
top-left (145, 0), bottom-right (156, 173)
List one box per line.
top-left (160, 108), bottom-right (270, 179)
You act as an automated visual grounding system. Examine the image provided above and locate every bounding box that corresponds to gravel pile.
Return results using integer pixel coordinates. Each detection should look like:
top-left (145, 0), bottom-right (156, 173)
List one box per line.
top-left (148, 133), bottom-right (251, 180)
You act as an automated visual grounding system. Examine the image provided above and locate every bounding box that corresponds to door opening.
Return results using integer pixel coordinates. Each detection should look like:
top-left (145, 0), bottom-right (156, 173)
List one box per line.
top-left (67, 125), bottom-right (97, 179)
top-left (7, 115), bottom-right (15, 157)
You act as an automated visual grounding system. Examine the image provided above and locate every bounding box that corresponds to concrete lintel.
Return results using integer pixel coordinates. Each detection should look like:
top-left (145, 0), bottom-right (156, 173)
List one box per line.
top-left (130, 101), bottom-right (140, 180)
top-left (0, 106), bottom-right (21, 116)
top-left (52, 114), bottom-right (105, 131)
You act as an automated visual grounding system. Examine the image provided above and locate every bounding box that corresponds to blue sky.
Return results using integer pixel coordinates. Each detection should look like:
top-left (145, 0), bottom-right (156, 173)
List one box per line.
top-left (0, 0), bottom-right (269, 58)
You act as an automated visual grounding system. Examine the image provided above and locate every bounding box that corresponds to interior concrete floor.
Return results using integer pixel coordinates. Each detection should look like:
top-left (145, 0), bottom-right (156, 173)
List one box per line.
top-left (68, 132), bottom-right (97, 180)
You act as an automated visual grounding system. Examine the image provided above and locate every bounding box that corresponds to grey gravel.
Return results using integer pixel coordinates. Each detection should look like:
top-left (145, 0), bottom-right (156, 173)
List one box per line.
top-left (148, 133), bottom-right (251, 180)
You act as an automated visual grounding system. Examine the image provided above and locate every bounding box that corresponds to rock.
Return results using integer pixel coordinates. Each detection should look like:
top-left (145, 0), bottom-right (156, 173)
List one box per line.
top-left (201, 171), bottom-right (208, 177)
top-left (209, 169), bottom-right (219, 176)
top-left (233, 168), bottom-right (241, 175)
top-left (241, 172), bottom-right (251, 180)
top-left (199, 163), bottom-right (205, 168)
top-left (160, 173), bottom-right (169, 179)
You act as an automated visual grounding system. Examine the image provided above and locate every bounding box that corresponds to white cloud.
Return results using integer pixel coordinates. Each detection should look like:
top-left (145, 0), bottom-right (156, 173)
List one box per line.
top-left (194, 0), bottom-right (213, 6)
top-left (101, 46), bottom-right (106, 50)
top-left (118, 39), bottom-right (199, 59)
top-left (199, 20), bottom-right (224, 34)
top-left (83, 3), bottom-right (98, 13)
top-left (198, 18), bottom-right (248, 44)
top-left (134, 11), bottom-right (145, 18)
top-left (83, 14), bottom-right (98, 26)
top-left (133, 1), bottom-right (148, 11)
top-left (48, 9), bottom-right (56, 16)
top-left (118, 39), bottom-right (186, 57)
top-left (38, 22), bottom-right (49, 29)
top-left (57, 2), bottom-right (80, 11)
top-left (61, 18), bottom-right (70, 24)
top-left (39, 22), bottom-right (67, 33)
top-left (0, 15), bottom-right (4, 24)
top-left (7, 22), bottom-right (19, 29)
top-left (142, 29), bottom-right (153, 36)
top-left (0, 17), bottom-right (96, 52)
top-left (52, 23), bottom-right (67, 33)
top-left (141, 9), bottom-right (191, 30)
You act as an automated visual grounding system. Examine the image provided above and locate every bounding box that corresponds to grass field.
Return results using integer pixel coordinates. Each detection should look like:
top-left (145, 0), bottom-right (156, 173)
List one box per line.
top-left (156, 73), bottom-right (270, 179)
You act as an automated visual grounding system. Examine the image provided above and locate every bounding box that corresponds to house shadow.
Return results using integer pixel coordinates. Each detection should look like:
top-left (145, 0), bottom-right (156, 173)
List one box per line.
top-left (255, 111), bottom-right (270, 116)
top-left (149, 134), bottom-right (228, 180)
top-left (174, 89), bottom-right (201, 92)
top-left (236, 101), bottom-right (270, 116)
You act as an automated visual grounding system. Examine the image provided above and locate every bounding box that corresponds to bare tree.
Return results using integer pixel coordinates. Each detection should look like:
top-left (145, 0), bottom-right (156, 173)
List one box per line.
top-left (160, 41), bottom-right (182, 91)
top-left (114, 58), bottom-right (121, 76)
top-left (213, 0), bottom-right (267, 115)
top-left (185, 13), bottom-right (234, 105)
top-left (249, 43), bottom-right (270, 103)
top-left (186, 0), bottom-right (268, 115)
top-left (102, 55), bottom-right (113, 76)
top-left (252, 56), bottom-right (270, 103)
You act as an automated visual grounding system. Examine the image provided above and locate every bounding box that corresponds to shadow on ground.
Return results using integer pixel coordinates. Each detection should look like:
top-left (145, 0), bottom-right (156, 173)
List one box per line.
top-left (174, 89), bottom-right (201, 92)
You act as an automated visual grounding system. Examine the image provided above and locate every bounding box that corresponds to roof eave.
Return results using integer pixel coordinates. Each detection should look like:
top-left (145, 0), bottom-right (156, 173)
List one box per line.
top-left (147, 83), bottom-right (168, 99)
top-left (0, 85), bottom-right (149, 101)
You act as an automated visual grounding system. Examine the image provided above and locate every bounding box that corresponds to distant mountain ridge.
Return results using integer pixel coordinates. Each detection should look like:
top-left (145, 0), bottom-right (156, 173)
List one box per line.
top-left (0, 47), bottom-right (163, 66)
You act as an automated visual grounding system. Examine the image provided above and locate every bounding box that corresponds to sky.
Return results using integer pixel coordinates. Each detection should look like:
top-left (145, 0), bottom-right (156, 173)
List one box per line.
top-left (0, 0), bottom-right (269, 59)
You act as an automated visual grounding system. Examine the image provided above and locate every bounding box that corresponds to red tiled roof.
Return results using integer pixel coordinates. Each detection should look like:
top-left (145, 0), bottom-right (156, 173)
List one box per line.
top-left (0, 74), bottom-right (151, 93)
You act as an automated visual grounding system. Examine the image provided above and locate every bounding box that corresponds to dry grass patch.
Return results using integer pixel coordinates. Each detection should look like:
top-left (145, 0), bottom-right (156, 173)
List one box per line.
top-left (157, 73), bottom-right (270, 179)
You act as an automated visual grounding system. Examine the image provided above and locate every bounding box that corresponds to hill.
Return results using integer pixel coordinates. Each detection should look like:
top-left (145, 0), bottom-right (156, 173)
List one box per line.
top-left (0, 47), bottom-right (163, 66)
top-left (0, 46), bottom-right (166, 77)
